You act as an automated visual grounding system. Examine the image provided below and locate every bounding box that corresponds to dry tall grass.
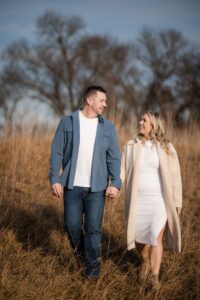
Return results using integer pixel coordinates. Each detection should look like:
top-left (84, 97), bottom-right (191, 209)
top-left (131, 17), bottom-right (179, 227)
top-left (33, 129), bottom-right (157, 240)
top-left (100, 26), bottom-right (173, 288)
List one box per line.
top-left (0, 120), bottom-right (200, 300)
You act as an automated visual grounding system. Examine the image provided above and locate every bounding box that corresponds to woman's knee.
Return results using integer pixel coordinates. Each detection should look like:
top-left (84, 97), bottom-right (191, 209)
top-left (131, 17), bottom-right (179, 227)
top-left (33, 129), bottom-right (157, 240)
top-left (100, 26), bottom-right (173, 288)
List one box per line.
top-left (156, 224), bottom-right (166, 244)
top-left (156, 233), bottom-right (164, 246)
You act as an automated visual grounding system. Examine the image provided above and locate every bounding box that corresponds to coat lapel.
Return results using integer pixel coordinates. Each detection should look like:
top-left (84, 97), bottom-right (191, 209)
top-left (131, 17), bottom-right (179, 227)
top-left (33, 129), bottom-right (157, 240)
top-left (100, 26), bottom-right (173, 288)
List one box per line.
top-left (156, 143), bottom-right (170, 199)
top-left (157, 142), bottom-right (175, 244)
top-left (127, 140), bottom-right (141, 249)
top-left (133, 139), bottom-right (141, 164)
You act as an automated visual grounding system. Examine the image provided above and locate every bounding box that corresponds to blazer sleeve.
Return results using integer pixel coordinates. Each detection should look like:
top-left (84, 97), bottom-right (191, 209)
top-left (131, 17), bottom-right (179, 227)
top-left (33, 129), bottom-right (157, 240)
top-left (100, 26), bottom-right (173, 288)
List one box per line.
top-left (106, 124), bottom-right (122, 189)
top-left (49, 118), bottom-right (65, 185)
top-left (169, 143), bottom-right (183, 208)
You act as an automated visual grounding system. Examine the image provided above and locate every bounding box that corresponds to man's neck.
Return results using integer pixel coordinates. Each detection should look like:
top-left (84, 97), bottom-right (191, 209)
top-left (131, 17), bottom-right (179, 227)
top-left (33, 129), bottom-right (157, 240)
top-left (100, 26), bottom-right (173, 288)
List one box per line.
top-left (81, 107), bottom-right (97, 119)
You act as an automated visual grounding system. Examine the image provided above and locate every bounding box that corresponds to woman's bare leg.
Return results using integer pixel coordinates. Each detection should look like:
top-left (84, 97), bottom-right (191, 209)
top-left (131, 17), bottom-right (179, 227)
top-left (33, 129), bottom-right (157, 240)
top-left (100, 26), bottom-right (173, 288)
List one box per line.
top-left (150, 223), bottom-right (166, 275)
top-left (135, 242), bottom-right (149, 259)
top-left (136, 242), bottom-right (150, 281)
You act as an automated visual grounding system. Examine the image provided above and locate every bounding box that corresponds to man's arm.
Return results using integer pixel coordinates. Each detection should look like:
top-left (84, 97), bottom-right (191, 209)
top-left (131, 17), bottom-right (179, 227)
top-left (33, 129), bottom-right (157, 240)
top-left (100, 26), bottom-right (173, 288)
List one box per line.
top-left (106, 124), bottom-right (121, 197)
top-left (49, 118), bottom-right (65, 197)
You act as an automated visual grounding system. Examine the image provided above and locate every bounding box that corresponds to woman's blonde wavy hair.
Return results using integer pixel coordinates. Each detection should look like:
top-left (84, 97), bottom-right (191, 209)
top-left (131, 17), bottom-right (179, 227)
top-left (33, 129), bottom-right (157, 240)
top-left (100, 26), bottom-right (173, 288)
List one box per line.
top-left (137, 111), bottom-right (170, 153)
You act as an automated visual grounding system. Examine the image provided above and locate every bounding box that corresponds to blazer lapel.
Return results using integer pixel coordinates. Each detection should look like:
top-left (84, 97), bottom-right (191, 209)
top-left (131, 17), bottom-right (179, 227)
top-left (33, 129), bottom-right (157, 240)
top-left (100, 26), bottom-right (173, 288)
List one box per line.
top-left (71, 110), bottom-right (80, 169)
top-left (90, 118), bottom-right (104, 181)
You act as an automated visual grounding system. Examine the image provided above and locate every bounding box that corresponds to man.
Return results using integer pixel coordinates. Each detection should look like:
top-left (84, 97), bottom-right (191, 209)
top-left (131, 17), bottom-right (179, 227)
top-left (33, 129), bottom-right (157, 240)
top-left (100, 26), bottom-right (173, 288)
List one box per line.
top-left (49, 86), bottom-right (121, 279)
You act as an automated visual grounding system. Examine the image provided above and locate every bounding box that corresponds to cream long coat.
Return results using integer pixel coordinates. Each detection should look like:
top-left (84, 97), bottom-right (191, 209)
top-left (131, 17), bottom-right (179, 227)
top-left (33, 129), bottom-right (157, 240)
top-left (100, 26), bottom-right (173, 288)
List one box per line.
top-left (121, 138), bottom-right (182, 252)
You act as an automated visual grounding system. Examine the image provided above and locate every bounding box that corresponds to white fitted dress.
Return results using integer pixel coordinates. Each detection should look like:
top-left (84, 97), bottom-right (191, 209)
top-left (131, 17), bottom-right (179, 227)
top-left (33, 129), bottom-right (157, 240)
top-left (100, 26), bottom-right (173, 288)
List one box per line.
top-left (135, 140), bottom-right (167, 245)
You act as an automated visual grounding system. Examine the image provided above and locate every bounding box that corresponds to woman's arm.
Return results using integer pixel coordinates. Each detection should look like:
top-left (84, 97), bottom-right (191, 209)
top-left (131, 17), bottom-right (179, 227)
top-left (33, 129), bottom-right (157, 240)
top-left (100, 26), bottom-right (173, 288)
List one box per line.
top-left (169, 143), bottom-right (183, 213)
top-left (120, 145), bottom-right (126, 186)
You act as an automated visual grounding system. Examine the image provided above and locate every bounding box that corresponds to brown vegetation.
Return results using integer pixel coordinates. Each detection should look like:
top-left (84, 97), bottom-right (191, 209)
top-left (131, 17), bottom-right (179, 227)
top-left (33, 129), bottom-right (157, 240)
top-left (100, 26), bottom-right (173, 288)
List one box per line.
top-left (0, 121), bottom-right (200, 299)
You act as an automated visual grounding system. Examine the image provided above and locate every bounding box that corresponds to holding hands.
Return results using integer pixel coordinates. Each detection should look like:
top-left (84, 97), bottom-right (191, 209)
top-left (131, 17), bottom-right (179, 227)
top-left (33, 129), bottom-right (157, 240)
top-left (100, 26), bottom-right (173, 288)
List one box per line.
top-left (106, 186), bottom-right (119, 199)
top-left (50, 183), bottom-right (63, 198)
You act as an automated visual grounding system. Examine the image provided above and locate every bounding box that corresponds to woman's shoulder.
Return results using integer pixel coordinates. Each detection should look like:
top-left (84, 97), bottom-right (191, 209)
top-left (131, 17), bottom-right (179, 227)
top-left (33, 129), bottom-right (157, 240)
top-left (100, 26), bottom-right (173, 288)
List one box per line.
top-left (122, 138), bottom-right (140, 156)
top-left (124, 138), bottom-right (139, 147)
top-left (126, 139), bottom-right (135, 145)
top-left (162, 142), bottom-right (179, 160)
top-left (167, 142), bottom-right (177, 154)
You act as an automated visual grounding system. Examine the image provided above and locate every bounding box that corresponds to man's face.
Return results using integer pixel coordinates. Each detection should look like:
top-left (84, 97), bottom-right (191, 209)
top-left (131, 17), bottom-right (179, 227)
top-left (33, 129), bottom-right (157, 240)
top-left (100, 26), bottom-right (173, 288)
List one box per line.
top-left (88, 91), bottom-right (107, 116)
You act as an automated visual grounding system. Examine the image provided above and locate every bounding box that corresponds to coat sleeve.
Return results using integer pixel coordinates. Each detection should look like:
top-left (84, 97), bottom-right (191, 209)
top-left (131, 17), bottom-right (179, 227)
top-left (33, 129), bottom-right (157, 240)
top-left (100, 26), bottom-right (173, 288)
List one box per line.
top-left (106, 124), bottom-right (122, 189)
top-left (169, 143), bottom-right (183, 208)
top-left (49, 118), bottom-right (65, 185)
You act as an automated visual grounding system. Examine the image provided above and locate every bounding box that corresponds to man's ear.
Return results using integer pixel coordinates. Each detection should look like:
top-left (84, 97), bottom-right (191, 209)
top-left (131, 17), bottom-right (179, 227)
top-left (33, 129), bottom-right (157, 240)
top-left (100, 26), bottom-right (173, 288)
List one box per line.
top-left (86, 96), bottom-right (93, 106)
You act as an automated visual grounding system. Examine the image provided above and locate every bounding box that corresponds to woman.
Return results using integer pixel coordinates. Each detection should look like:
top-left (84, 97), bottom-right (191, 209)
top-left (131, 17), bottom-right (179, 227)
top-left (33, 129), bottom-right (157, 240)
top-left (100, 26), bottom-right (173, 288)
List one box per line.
top-left (121, 111), bottom-right (182, 288)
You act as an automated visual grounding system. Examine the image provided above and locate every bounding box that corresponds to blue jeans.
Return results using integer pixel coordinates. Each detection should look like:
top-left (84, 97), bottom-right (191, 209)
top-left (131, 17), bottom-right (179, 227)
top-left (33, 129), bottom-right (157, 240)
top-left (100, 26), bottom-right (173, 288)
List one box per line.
top-left (63, 186), bottom-right (105, 278)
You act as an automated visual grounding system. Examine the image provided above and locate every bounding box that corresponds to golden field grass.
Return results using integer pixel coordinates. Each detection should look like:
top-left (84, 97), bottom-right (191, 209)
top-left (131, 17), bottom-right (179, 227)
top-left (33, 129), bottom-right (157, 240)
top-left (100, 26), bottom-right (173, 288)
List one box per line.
top-left (0, 121), bottom-right (200, 300)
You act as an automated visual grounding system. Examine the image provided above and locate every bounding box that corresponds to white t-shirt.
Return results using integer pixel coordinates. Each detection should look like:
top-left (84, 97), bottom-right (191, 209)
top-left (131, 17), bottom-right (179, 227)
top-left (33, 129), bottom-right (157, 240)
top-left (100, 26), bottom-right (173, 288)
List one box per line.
top-left (73, 111), bottom-right (98, 187)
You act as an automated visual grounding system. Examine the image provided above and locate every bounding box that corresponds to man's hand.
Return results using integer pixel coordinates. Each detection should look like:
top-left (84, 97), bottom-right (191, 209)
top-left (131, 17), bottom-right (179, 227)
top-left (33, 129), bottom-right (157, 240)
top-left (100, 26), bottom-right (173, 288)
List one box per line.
top-left (50, 183), bottom-right (63, 198)
top-left (106, 186), bottom-right (119, 199)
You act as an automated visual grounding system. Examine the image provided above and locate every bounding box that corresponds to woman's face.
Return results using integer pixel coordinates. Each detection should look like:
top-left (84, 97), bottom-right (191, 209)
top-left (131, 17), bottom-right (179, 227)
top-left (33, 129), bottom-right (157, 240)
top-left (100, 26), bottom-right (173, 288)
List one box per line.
top-left (138, 113), bottom-right (153, 137)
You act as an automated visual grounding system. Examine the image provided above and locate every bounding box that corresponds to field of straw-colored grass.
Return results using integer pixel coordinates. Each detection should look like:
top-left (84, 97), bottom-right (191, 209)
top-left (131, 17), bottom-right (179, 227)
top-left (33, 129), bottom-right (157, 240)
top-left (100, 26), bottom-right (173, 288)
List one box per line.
top-left (0, 120), bottom-right (200, 300)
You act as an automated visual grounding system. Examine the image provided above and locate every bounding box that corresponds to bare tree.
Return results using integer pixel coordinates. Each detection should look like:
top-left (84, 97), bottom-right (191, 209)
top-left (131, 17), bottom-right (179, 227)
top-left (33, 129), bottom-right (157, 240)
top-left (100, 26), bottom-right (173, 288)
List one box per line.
top-left (1, 11), bottom-right (86, 115)
top-left (0, 70), bottom-right (23, 126)
top-left (1, 11), bottom-right (199, 125)
top-left (175, 48), bottom-right (200, 122)
top-left (133, 28), bottom-right (188, 114)
top-left (0, 11), bottom-right (139, 119)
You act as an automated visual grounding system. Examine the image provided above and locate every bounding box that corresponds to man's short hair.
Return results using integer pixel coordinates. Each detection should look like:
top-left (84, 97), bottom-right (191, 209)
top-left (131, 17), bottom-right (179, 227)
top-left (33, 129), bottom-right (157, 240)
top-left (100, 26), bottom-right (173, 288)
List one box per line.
top-left (83, 86), bottom-right (106, 103)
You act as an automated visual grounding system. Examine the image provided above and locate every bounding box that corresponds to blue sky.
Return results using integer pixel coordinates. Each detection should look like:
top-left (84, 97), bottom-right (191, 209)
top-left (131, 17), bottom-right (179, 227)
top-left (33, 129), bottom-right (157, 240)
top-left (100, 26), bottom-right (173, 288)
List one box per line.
top-left (0, 0), bottom-right (200, 125)
top-left (0, 0), bottom-right (200, 51)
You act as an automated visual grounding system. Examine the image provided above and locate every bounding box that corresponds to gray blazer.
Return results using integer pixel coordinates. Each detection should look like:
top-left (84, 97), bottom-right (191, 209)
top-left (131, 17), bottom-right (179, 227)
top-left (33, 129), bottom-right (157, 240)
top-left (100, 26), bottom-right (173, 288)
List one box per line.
top-left (49, 109), bottom-right (121, 192)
